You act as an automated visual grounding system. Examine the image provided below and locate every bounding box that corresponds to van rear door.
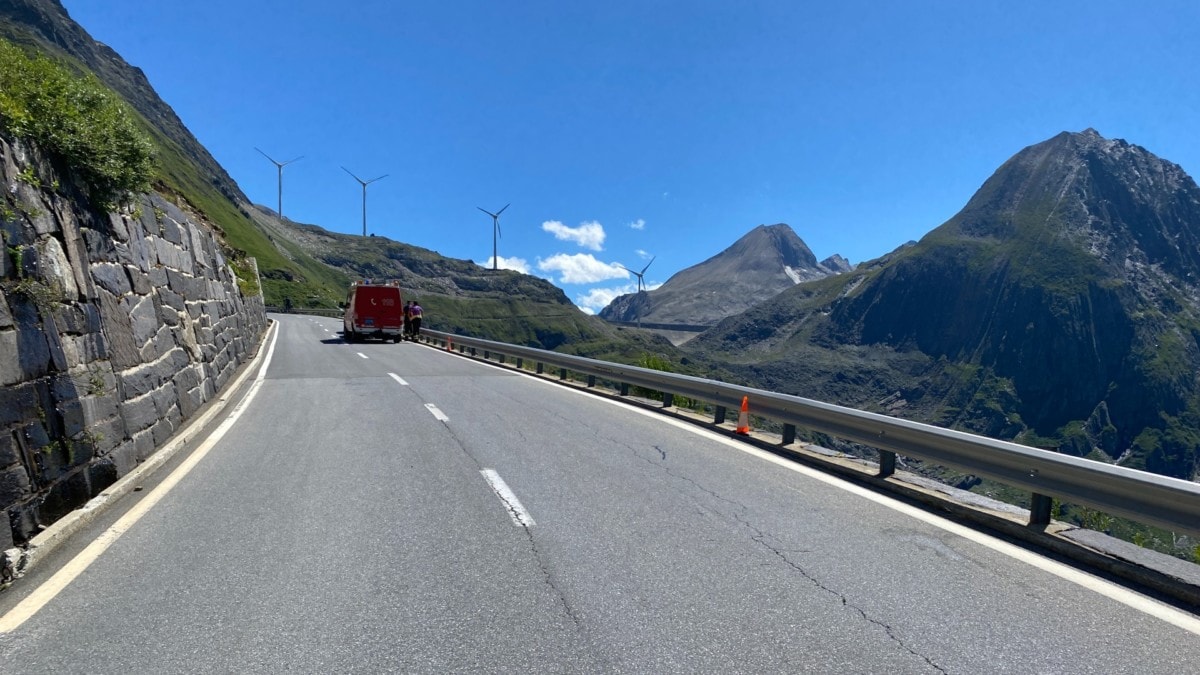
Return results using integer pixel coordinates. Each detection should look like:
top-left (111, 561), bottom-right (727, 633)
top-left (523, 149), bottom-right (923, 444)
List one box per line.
top-left (353, 286), bottom-right (403, 330)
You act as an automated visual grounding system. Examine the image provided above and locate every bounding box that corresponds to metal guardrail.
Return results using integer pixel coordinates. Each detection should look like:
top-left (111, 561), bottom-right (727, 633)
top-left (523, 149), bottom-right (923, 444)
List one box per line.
top-left (422, 328), bottom-right (1200, 538)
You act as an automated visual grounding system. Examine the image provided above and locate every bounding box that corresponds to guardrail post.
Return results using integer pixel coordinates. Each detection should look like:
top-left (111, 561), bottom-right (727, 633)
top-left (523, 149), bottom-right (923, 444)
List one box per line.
top-left (498, 354), bottom-right (506, 365)
top-left (470, 347), bottom-right (477, 356)
top-left (878, 450), bottom-right (896, 478)
top-left (1029, 493), bottom-right (1053, 528)
top-left (516, 357), bottom-right (523, 369)
top-left (559, 368), bottom-right (567, 380)
top-left (587, 375), bottom-right (596, 388)
top-left (662, 392), bottom-right (673, 408)
top-left (620, 382), bottom-right (629, 396)
top-left (484, 350), bottom-right (490, 360)
top-left (536, 362), bottom-right (544, 374)
top-left (714, 405), bottom-right (726, 424)
top-left (782, 424), bottom-right (796, 445)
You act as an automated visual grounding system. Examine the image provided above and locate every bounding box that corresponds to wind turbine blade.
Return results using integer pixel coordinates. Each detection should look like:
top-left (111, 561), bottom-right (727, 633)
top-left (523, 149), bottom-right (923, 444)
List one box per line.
top-left (616, 264), bottom-right (632, 273)
top-left (283, 156), bottom-right (304, 165)
top-left (640, 256), bottom-right (655, 275)
top-left (342, 166), bottom-right (363, 183)
top-left (496, 203), bottom-right (510, 215)
top-left (255, 147), bottom-right (279, 164)
top-left (496, 222), bottom-right (502, 238)
top-left (367, 174), bottom-right (389, 184)
top-left (478, 207), bottom-right (497, 217)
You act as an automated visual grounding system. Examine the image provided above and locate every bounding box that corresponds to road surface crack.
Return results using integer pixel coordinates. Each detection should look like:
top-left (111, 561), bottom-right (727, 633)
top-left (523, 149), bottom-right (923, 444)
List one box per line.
top-left (629, 442), bottom-right (947, 674)
top-left (732, 512), bottom-right (948, 674)
top-left (438, 420), bottom-right (587, 636)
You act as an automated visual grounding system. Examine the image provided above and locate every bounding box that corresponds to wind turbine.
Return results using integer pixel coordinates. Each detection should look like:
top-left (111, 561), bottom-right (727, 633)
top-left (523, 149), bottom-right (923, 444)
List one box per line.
top-left (342, 167), bottom-right (388, 237)
top-left (255, 148), bottom-right (303, 220)
top-left (617, 256), bottom-right (655, 328)
top-left (618, 256), bottom-right (655, 293)
top-left (477, 203), bottom-right (510, 270)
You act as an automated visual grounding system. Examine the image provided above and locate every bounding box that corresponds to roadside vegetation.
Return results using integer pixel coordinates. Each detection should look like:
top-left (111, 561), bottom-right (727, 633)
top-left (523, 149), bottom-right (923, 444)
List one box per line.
top-left (0, 37), bottom-right (347, 305)
top-left (0, 38), bottom-right (153, 206)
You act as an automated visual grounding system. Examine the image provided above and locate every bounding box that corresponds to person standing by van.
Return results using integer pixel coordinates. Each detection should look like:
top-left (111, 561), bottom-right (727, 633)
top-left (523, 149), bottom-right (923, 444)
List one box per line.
top-left (409, 300), bottom-right (423, 340)
top-left (403, 301), bottom-right (414, 339)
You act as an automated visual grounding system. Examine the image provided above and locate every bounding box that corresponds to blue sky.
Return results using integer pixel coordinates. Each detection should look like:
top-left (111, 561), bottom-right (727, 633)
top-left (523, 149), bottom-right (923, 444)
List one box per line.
top-left (63, 1), bottom-right (1200, 313)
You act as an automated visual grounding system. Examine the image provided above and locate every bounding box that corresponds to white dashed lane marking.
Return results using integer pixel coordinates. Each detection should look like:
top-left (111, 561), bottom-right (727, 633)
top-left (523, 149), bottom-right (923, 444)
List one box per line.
top-left (480, 469), bottom-right (536, 527)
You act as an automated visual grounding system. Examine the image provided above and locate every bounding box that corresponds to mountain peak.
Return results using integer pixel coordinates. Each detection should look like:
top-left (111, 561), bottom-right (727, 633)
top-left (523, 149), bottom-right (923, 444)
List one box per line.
top-left (600, 222), bottom-right (848, 326)
top-left (689, 130), bottom-right (1200, 480)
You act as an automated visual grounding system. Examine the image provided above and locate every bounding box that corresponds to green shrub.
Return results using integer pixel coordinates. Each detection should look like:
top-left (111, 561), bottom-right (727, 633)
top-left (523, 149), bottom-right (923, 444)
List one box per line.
top-left (0, 39), bottom-right (153, 205)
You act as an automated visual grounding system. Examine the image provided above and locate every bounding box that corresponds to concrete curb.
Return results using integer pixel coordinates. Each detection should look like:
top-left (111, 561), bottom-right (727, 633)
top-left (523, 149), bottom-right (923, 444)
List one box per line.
top-left (2, 320), bottom-right (276, 587)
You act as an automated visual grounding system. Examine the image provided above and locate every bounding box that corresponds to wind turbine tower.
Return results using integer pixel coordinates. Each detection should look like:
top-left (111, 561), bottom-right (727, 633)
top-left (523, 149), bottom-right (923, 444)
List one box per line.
top-left (255, 148), bottom-right (303, 220)
top-left (477, 203), bottom-right (510, 270)
top-left (342, 167), bottom-right (388, 237)
top-left (617, 256), bottom-right (655, 327)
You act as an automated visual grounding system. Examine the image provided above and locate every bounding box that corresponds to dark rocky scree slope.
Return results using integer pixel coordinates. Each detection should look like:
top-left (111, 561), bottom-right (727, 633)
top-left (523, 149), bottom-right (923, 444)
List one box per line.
top-left (688, 129), bottom-right (1200, 481)
top-left (600, 223), bottom-right (850, 326)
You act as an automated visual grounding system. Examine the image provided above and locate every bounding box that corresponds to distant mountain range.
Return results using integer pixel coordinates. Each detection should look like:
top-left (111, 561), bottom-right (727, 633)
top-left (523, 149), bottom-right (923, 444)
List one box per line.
top-left (599, 223), bottom-right (851, 327)
top-left (686, 129), bottom-right (1200, 481)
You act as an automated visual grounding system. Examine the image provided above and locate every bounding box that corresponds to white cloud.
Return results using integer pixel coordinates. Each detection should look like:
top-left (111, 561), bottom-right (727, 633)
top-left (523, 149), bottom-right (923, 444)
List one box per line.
top-left (573, 280), bottom-right (664, 314)
top-left (537, 253), bottom-right (629, 284)
top-left (575, 283), bottom-right (638, 314)
top-left (635, 249), bottom-right (650, 259)
top-left (629, 218), bottom-right (645, 230)
top-left (477, 256), bottom-right (530, 274)
top-left (542, 220), bottom-right (606, 251)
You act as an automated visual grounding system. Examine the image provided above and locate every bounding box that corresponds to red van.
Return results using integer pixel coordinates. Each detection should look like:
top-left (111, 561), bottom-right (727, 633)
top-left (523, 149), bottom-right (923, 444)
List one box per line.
top-left (342, 280), bottom-right (404, 342)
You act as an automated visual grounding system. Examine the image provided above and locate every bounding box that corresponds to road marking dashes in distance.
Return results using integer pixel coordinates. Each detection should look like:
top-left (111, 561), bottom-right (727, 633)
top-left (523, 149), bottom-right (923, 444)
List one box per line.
top-left (424, 403), bottom-right (449, 422)
top-left (389, 373), bottom-right (409, 386)
top-left (480, 469), bottom-right (536, 527)
top-left (357, 352), bottom-right (368, 359)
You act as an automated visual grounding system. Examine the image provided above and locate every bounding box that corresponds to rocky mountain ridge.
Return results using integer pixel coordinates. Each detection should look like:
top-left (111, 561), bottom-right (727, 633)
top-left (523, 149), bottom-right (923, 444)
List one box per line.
top-left (687, 129), bottom-right (1200, 481)
top-left (600, 223), bottom-right (850, 327)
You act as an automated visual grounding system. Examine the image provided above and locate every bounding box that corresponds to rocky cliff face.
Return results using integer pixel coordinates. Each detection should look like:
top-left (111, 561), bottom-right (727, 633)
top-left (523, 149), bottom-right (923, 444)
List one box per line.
top-left (1, 134), bottom-right (266, 551)
top-left (600, 223), bottom-right (848, 326)
top-left (689, 130), bottom-right (1200, 481)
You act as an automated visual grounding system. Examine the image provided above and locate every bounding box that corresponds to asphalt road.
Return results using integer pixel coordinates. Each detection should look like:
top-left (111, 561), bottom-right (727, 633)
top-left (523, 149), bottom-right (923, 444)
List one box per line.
top-left (1, 313), bottom-right (1198, 673)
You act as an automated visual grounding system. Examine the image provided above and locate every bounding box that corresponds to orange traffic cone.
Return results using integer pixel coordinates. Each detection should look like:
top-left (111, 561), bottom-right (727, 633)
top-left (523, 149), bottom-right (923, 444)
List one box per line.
top-left (735, 396), bottom-right (750, 435)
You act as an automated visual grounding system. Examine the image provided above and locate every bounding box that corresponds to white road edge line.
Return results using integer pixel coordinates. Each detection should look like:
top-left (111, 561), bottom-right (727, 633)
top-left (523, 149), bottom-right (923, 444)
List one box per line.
top-left (501, 364), bottom-right (1200, 636)
top-left (357, 352), bottom-right (368, 359)
top-left (480, 469), bottom-right (536, 527)
top-left (388, 373), bottom-right (409, 386)
top-left (0, 324), bottom-right (282, 635)
top-left (424, 403), bottom-right (449, 422)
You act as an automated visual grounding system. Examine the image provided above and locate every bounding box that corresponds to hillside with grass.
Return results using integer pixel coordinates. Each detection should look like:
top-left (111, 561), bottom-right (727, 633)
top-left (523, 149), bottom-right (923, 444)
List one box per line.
top-left (0, 0), bottom-right (699, 368)
top-left (0, 0), bottom-right (350, 307)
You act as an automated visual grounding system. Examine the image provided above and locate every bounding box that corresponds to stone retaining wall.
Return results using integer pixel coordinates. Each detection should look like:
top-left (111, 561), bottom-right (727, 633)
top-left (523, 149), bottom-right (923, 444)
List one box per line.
top-left (0, 135), bottom-right (266, 553)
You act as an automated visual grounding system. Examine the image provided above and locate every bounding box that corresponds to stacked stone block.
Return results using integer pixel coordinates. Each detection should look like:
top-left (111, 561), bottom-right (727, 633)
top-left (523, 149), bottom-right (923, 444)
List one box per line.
top-left (0, 135), bottom-right (266, 551)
